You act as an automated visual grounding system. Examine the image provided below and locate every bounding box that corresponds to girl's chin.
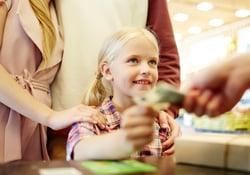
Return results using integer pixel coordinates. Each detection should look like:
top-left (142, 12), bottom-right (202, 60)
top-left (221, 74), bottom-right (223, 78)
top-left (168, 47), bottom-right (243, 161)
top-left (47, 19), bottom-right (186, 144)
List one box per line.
top-left (134, 88), bottom-right (152, 95)
top-left (139, 87), bottom-right (153, 91)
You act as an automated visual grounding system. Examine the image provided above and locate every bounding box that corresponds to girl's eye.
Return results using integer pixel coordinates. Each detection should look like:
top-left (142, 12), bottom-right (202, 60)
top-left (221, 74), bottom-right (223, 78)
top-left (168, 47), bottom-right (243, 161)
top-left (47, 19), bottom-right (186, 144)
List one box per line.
top-left (127, 58), bottom-right (138, 64)
top-left (149, 60), bottom-right (157, 66)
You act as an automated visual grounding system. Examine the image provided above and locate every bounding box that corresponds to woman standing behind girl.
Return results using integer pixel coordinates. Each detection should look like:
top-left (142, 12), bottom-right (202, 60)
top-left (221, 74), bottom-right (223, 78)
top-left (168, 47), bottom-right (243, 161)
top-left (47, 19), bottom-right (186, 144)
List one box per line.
top-left (0, 0), bottom-right (103, 163)
top-left (67, 27), bottom-right (180, 160)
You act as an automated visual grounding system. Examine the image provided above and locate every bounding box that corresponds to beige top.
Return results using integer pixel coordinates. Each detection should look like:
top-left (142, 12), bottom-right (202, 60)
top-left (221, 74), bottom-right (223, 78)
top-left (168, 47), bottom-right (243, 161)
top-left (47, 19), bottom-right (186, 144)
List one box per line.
top-left (0, 0), bottom-right (63, 162)
top-left (52, 0), bottom-right (148, 110)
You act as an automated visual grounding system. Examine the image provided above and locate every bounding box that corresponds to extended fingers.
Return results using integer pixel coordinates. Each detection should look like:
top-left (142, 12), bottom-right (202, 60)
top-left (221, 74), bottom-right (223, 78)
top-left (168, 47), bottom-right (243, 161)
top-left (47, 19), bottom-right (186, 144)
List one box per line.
top-left (206, 94), bottom-right (224, 117)
top-left (183, 89), bottom-right (223, 117)
top-left (182, 89), bottom-right (201, 114)
top-left (194, 90), bottom-right (213, 116)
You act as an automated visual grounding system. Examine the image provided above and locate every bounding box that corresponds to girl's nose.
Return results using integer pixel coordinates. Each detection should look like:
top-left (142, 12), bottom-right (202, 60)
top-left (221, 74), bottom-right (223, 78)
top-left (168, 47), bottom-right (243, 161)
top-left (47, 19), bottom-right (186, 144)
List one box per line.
top-left (140, 63), bottom-right (151, 75)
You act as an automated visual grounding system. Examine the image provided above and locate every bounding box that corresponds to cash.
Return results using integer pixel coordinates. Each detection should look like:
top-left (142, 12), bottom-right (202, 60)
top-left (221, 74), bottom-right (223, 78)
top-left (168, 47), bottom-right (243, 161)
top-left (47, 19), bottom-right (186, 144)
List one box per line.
top-left (134, 82), bottom-right (184, 111)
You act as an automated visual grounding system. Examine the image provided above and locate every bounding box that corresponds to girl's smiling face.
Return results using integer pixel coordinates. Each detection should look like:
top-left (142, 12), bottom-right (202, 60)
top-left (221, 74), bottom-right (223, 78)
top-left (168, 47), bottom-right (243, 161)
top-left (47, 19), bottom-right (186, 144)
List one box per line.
top-left (105, 36), bottom-right (159, 103)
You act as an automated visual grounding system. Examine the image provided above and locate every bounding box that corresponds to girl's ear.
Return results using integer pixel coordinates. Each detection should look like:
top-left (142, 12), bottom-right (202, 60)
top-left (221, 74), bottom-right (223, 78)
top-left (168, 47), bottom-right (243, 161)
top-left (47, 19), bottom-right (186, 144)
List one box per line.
top-left (100, 62), bottom-right (113, 81)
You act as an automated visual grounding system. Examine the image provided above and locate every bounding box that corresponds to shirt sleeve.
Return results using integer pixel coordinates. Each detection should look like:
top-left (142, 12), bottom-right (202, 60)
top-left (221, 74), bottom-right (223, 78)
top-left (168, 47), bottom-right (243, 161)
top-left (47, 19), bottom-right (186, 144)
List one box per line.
top-left (146, 0), bottom-right (181, 118)
top-left (66, 122), bottom-right (98, 160)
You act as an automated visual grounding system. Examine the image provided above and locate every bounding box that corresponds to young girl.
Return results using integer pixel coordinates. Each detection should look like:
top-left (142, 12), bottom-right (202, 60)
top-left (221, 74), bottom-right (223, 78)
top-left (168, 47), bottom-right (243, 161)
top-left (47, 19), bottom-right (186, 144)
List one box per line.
top-left (66, 27), bottom-right (180, 160)
top-left (49, 0), bottom-right (181, 160)
top-left (0, 0), bottom-right (104, 163)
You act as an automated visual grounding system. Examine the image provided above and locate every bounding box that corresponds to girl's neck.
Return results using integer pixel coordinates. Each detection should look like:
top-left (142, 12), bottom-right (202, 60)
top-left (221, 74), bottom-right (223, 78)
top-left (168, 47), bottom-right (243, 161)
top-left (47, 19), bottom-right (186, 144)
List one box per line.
top-left (111, 96), bottom-right (134, 113)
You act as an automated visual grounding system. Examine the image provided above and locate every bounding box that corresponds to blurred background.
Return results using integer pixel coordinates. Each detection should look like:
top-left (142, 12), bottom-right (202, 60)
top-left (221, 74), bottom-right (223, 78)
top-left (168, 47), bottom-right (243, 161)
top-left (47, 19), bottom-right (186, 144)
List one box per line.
top-left (167, 0), bottom-right (250, 133)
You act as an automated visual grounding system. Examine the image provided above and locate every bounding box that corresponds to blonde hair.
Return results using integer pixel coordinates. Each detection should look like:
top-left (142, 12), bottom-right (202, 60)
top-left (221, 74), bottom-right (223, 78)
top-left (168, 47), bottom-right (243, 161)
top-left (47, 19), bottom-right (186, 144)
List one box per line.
top-left (29, 0), bottom-right (56, 67)
top-left (82, 27), bottom-right (159, 106)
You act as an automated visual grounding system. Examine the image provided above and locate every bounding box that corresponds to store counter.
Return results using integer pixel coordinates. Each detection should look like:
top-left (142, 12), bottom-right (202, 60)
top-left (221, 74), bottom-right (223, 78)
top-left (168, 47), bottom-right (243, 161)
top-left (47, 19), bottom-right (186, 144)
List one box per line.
top-left (0, 156), bottom-right (248, 175)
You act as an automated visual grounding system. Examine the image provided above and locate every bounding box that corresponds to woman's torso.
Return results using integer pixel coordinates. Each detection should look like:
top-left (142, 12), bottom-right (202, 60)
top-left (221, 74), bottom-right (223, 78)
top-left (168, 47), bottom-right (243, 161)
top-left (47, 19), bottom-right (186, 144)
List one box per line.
top-left (0, 0), bottom-right (63, 163)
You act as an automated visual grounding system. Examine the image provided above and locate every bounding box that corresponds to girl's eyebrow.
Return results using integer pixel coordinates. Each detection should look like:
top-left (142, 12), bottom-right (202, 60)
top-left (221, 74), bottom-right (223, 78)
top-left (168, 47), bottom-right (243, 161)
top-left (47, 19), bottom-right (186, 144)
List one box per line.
top-left (126, 54), bottom-right (140, 57)
top-left (126, 54), bottom-right (158, 59)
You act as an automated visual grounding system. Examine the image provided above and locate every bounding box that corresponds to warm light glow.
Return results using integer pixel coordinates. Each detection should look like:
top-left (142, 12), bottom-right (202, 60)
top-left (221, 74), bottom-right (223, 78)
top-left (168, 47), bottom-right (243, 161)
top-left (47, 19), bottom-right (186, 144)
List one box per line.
top-left (235, 9), bottom-right (250, 18)
top-left (209, 18), bottom-right (224, 27)
top-left (173, 13), bottom-right (189, 22)
top-left (174, 33), bottom-right (183, 41)
top-left (188, 26), bottom-right (202, 34)
top-left (197, 2), bottom-right (213, 11)
top-left (224, 36), bottom-right (232, 44)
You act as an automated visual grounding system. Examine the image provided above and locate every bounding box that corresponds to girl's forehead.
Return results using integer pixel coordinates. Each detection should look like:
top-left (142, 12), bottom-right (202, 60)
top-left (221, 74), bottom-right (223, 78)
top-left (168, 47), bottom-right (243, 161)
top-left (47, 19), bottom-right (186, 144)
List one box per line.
top-left (125, 36), bottom-right (153, 44)
top-left (119, 37), bottom-right (158, 54)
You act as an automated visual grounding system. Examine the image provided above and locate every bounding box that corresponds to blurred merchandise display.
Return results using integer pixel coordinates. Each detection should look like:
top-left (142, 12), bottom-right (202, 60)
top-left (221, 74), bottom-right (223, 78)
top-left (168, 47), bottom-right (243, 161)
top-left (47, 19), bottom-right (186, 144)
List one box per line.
top-left (193, 89), bottom-right (250, 133)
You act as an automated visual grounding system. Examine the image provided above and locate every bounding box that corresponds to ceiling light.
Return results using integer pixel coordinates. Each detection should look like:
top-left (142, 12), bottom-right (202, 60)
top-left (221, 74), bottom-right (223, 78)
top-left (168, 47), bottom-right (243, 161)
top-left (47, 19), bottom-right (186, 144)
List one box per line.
top-left (174, 13), bottom-right (189, 22)
top-left (188, 26), bottom-right (202, 34)
top-left (235, 9), bottom-right (250, 18)
top-left (197, 2), bottom-right (213, 11)
top-left (209, 18), bottom-right (224, 27)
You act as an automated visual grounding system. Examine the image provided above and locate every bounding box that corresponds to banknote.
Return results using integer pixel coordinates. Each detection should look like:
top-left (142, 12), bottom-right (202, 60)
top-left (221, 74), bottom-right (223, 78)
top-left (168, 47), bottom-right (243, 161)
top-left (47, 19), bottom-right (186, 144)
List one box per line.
top-left (133, 82), bottom-right (184, 111)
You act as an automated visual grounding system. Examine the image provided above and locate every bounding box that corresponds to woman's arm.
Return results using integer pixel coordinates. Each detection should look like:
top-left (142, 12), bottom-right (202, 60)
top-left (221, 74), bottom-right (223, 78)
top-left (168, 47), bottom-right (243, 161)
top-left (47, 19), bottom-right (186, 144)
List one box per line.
top-left (147, 0), bottom-right (180, 87)
top-left (0, 65), bottom-right (54, 125)
top-left (0, 65), bottom-right (100, 130)
top-left (147, 0), bottom-right (180, 118)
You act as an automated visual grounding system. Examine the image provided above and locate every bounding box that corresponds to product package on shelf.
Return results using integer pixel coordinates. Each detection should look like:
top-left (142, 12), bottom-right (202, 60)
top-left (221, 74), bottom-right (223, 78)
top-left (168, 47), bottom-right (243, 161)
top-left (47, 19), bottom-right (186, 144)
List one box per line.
top-left (175, 133), bottom-right (250, 172)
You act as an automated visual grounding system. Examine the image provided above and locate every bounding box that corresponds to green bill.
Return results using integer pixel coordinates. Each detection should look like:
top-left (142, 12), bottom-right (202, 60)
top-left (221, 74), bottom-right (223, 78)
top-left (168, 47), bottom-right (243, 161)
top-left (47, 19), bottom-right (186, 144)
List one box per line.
top-left (134, 82), bottom-right (184, 110)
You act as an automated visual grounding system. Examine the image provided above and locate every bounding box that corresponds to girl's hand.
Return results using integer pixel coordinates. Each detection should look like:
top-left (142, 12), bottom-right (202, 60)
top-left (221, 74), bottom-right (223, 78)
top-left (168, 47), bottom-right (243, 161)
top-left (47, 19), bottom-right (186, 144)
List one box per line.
top-left (121, 105), bottom-right (157, 150)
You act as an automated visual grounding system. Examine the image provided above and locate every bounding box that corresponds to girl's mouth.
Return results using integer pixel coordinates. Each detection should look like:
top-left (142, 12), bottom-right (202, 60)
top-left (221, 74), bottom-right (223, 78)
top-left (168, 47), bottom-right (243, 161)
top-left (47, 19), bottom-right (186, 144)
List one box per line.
top-left (133, 80), bottom-right (151, 85)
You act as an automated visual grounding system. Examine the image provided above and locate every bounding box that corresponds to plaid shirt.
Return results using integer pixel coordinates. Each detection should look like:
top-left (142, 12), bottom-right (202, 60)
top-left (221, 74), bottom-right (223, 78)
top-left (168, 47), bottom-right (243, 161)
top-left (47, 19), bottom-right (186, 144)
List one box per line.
top-left (66, 97), bottom-right (169, 160)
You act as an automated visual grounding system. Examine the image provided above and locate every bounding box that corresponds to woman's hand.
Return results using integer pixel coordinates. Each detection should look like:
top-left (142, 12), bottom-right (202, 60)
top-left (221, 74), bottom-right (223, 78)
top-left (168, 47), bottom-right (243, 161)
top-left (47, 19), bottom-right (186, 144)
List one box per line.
top-left (181, 53), bottom-right (250, 117)
top-left (158, 111), bottom-right (181, 155)
top-left (47, 104), bottom-right (106, 130)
